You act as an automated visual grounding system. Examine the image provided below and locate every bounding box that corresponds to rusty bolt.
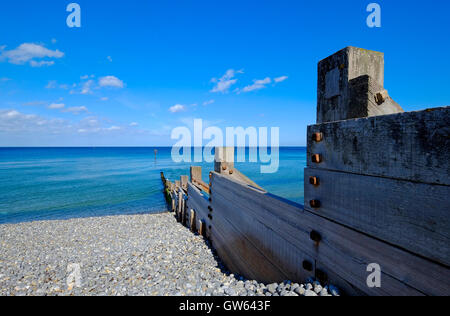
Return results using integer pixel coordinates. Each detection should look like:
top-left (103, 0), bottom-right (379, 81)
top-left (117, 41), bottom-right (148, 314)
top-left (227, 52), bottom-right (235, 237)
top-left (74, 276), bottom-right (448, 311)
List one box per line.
top-left (222, 165), bottom-right (228, 171)
top-left (310, 200), bottom-right (321, 209)
top-left (310, 230), bottom-right (322, 243)
top-left (302, 260), bottom-right (313, 272)
top-left (375, 90), bottom-right (388, 105)
top-left (312, 154), bottom-right (322, 164)
top-left (209, 172), bottom-right (213, 178)
top-left (312, 132), bottom-right (323, 142)
top-left (229, 169), bottom-right (234, 175)
top-left (309, 176), bottom-right (320, 186)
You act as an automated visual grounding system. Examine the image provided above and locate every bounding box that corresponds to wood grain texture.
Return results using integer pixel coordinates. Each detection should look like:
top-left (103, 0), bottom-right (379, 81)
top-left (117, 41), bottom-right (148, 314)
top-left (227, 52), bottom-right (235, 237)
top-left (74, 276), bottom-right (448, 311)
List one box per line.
top-left (211, 189), bottom-right (314, 283)
top-left (186, 182), bottom-right (211, 236)
top-left (307, 106), bottom-right (450, 185)
top-left (304, 168), bottom-right (450, 266)
top-left (211, 172), bottom-right (450, 296)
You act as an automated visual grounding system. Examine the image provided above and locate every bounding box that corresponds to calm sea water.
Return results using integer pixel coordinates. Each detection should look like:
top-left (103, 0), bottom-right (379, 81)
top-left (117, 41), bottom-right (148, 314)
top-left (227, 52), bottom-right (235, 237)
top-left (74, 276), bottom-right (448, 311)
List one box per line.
top-left (0, 147), bottom-right (306, 224)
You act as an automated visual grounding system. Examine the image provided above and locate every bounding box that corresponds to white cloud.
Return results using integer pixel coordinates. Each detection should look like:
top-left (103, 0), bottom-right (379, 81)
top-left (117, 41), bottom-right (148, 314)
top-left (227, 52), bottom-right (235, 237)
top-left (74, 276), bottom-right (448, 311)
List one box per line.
top-left (130, 122), bottom-right (139, 127)
top-left (80, 80), bottom-right (95, 95)
top-left (274, 76), bottom-right (288, 83)
top-left (203, 99), bottom-right (215, 106)
top-left (240, 77), bottom-right (272, 93)
top-left (100, 97), bottom-right (109, 101)
top-left (80, 74), bottom-right (94, 80)
top-left (2, 110), bottom-right (20, 118)
top-left (46, 80), bottom-right (69, 90)
top-left (169, 104), bottom-right (186, 113)
top-left (23, 101), bottom-right (46, 106)
top-left (0, 109), bottom-right (130, 138)
top-left (210, 69), bottom-right (243, 93)
top-left (0, 43), bottom-right (64, 66)
top-left (0, 77), bottom-right (11, 82)
top-left (63, 106), bottom-right (88, 115)
top-left (30, 60), bottom-right (55, 67)
top-left (0, 109), bottom-right (60, 133)
top-left (51, 39), bottom-right (57, 44)
top-left (99, 76), bottom-right (124, 88)
top-left (107, 56), bottom-right (113, 62)
top-left (46, 81), bottom-right (58, 89)
top-left (48, 103), bottom-right (65, 109)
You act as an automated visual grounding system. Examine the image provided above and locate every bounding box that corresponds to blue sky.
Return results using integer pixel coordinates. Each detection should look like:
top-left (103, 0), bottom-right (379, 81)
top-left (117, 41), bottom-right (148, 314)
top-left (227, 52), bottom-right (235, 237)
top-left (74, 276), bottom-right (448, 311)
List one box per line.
top-left (0, 0), bottom-right (449, 146)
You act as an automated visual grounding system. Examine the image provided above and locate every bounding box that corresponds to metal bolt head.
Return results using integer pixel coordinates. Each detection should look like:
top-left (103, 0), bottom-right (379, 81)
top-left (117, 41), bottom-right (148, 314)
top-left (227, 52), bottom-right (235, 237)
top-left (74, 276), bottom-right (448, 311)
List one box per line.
top-left (310, 200), bottom-right (321, 209)
top-left (312, 154), bottom-right (322, 164)
top-left (229, 169), bottom-right (234, 175)
top-left (309, 176), bottom-right (320, 186)
top-left (312, 132), bottom-right (323, 142)
top-left (310, 230), bottom-right (322, 243)
top-left (302, 260), bottom-right (313, 272)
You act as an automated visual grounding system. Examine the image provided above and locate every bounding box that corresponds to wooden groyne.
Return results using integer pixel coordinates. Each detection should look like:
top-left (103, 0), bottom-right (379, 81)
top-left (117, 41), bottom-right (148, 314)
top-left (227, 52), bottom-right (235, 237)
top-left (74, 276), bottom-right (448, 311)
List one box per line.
top-left (161, 47), bottom-right (450, 296)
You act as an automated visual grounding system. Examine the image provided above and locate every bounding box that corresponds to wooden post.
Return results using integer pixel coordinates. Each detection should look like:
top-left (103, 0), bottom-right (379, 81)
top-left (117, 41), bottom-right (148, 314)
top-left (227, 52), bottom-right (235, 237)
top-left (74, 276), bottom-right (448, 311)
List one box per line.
top-left (190, 166), bottom-right (210, 193)
top-left (180, 175), bottom-right (188, 191)
top-left (178, 189), bottom-right (183, 222)
top-left (198, 220), bottom-right (205, 237)
top-left (214, 147), bottom-right (234, 174)
top-left (172, 194), bottom-right (176, 213)
top-left (190, 166), bottom-right (202, 182)
top-left (181, 195), bottom-right (187, 226)
top-left (190, 210), bottom-right (196, 232)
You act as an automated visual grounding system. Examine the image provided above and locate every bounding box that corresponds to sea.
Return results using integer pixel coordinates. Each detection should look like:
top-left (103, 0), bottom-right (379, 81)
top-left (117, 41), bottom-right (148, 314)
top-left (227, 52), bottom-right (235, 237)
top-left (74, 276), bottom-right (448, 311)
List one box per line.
top-left (0, 147), bottom-right (306, 224)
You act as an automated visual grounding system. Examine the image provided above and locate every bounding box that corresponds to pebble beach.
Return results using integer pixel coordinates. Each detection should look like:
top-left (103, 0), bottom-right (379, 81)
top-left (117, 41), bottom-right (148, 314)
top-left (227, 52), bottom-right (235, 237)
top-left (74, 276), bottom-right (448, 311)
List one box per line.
top-left (0, 212), bottom-right (337, 296)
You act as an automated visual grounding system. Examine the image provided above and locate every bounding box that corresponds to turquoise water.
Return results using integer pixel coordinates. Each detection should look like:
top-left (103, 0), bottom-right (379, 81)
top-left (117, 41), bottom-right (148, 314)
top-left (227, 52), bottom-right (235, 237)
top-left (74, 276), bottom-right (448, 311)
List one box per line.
top-left (0, 147), bottom-right (306, 224)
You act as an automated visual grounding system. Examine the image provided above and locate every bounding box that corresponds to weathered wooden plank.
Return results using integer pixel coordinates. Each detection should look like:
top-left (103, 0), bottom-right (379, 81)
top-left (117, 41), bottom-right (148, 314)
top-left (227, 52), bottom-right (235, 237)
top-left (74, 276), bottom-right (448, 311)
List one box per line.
top-left (307, 106), bottom-right (450, 185)
top-left (211, 190), bottom-right (315, 284)
top-left (192, 178), bottom-right (210, 194)
top-left (304, 168), bottom-right (450, 266)
top-left (211, 172), bottom-right (450, 296)
top-left (211, 202), bottom-right (297, 282)
top-left (186, 182), bottom-right (211, 237)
